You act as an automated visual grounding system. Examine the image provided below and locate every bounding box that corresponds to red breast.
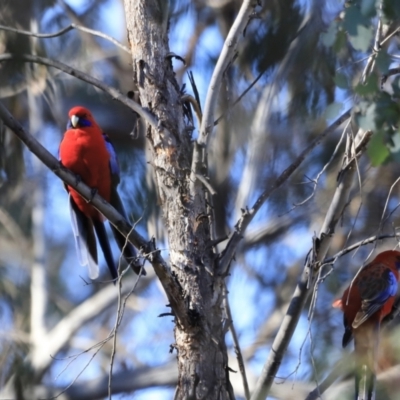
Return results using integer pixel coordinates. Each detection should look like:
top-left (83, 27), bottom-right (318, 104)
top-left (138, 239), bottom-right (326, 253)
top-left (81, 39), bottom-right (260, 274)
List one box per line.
top-left (60, 107), bottom-right (111, 219)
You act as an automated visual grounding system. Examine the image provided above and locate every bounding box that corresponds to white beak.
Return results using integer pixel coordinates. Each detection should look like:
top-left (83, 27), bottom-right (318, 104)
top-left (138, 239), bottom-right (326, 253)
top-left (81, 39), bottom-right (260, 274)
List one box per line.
top-left (70, 115), bottom-right (79, 128)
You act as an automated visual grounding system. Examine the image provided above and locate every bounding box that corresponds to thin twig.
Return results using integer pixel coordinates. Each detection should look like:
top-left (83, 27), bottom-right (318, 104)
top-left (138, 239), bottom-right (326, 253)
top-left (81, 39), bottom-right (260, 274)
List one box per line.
top-left (285, 119), bottom-right (350, 213)
top-left (0, 23), bottom-right (131, 54)
top-left (218, 109), bottom-right (351, 275)
top-left (380, 25), bottom-right (400, 47)
top-left (222, 284), bottom-right (250, 400)
top-left (249, 126), bottom-right (370, 400)
top-left (0, 53), bottom-right (159, 132)
top-left (195, 173), bottom-right (217, 196)
top-left (109, 266), bottom-right (143, 399)
top-left (305, 353), bottom-right (354, 400)
top-left (322, 234), bottom-right (400, 266)
top-left (214, 67), bottom-right (267, 127)
top-left (361, 1), bottom-right (383, 84)
top-left (51, 339), bottom-right (109, 399)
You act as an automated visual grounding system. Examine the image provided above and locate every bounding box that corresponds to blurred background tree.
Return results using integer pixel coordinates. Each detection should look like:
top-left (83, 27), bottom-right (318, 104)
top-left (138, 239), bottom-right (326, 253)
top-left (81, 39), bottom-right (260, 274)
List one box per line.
top-left (1, 0), bottom-right (400, 399)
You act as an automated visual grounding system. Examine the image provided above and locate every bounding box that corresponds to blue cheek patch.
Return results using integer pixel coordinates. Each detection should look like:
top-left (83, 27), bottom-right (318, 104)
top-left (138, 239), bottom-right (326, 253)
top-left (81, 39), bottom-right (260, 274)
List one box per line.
top-left (66, 117), bottom-right (92, 129)
top-left (79, 118), bottom-right (92, 127)
top-left (395, 260), bottom-right (400, 271)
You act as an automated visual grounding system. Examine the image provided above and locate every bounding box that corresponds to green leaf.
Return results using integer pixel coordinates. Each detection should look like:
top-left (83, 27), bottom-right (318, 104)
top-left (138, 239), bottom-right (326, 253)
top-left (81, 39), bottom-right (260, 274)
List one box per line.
top-left (361, 0), bottom-right (377, 17)
top-left (334, 72), bottom-right (348, 89)
top-left (357, 103), bottom-right (376, 131)
top-left (354, 74), bottom-right (379, 96)
top-left (321, 22), bottom-right (338, 47)
top-left (388, 131), bottom-right (400, 153)
top-left (374, 92), bottom-right (400, 128)
top-left (348, 24), bottom-right (373, 52)
top-left (367, 132), bottom-right (390, 166)
top-left (344, 6), bottom-right (369, 35)
top-left (324, 102), bottom-right (343, 120)
top-left (343, 5), bottom-right (373, 51)
top-left (375, 51), bottom-right (391, 74)
top-left (333, 29), bottom-right (347, 53)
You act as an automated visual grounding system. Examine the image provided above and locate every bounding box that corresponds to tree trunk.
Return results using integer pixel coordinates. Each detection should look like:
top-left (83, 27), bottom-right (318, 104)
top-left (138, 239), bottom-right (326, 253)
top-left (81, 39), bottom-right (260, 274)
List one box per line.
top-left (124, 1), bottom-right (233, 399)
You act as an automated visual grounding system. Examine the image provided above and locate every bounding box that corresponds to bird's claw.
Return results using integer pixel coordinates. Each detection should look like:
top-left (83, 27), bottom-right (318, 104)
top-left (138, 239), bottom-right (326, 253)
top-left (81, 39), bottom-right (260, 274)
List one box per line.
top-left (74, 173), bottom-right (82, 186)
top-left (86, 188), bottom-right (98, 203)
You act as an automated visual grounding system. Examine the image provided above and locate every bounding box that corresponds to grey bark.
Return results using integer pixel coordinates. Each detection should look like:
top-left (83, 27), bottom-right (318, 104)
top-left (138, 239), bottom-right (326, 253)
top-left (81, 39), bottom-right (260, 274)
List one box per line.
top-left (124, 1), bottom-right (232, 399)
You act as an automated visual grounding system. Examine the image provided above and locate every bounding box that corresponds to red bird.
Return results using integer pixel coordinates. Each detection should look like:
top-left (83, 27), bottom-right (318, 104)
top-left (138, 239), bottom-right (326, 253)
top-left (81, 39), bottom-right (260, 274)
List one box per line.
top-left (59, 106), bottom-right (145, 280)
top-left (333, 250), bottom-right (400, 400)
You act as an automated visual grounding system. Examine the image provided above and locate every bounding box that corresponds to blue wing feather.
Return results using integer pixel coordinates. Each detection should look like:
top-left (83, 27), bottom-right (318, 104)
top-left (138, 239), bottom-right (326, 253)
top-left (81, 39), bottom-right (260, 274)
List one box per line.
top-left (102, 133), bottom-right (145, 276)
top-left (102, 133), bottom-right (120, 184)
top-left (68, 194), bottom-right (99, 279)
top-left (353, 269), bottom-right (398, 328)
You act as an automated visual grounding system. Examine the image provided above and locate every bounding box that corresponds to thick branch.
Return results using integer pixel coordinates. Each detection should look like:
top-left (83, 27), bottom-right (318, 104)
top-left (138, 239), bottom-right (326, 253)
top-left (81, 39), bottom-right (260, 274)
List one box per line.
top-left (190, 0), bottom-right (258, 200)
top-left (198, 0), bottom-right (258, 146)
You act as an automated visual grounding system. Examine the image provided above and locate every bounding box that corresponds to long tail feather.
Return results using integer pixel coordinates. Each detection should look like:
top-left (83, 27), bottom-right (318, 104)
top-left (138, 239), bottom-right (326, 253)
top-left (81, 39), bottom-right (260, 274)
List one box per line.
top-left (355, 364), bottom-right (375, 400)
top-left (93, 220), bottom-right (118, 281)
top-left (109, 187), bottom-right (145, 276)
top-left (69, 195), bottom-right (98, 279)
top-left (354, 322), bottom-right (379, 400)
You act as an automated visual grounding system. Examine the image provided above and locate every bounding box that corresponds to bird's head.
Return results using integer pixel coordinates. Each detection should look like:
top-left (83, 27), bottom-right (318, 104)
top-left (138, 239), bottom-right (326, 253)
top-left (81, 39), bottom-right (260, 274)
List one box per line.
top-left (375, 250), bottom-right (400, 271)
top-left (67, 106), bottom-right (96, 129)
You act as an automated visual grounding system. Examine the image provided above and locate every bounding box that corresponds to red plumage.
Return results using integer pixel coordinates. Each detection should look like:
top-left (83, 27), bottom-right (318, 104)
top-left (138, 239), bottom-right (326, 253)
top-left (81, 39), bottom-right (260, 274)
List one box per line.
top-left (60, 106), bottom-right (111, 220)
top-left (333, 250), bottom-right (400, 400)
top-left (59, 106), bottom-right (144, 280)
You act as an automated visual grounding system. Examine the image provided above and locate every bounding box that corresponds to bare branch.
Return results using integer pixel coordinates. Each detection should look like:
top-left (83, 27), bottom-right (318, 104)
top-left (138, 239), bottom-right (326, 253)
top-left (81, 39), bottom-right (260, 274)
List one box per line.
top-left (218, 109), bottom-right (351, 275)
top-left (322, 233), bottom-right (400, 265)
top-left (109, 267), bottom-right (143, 399)
top-left (0, 23), bottom-right (131, 54)
top-left (305, 353), bottom-right (354, 400)
top-left (0, 362), bottom-right (179, 399)
top-left (380, 26), bottom-right (400, 47)
top-left (28, 61), bottom-right (48, 370)
top-left (198, 0), bottom-right (258, 146)
top-left (223, 284), bottom-right (250, 400)
top-left (189, 0), bottom-right (258, 202)
top-left (0, 53), bottom-right (158, 132)
top-left (29, 277), bottom-right (141, 378)
top-left (214, 67), bottom-right (266, 127)
top-left (361, 2), bottom-right (383, 84)
top-left (250, 125), bottom-right (371, 400)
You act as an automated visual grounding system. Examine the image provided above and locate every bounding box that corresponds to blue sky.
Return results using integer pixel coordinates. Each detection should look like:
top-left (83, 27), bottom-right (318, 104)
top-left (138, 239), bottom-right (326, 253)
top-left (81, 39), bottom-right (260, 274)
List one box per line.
top-left (3, 0), bottom-right (353, 398)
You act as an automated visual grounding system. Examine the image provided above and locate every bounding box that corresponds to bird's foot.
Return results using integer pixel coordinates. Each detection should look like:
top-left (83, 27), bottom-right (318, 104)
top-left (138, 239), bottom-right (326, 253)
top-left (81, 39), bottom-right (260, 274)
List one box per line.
top-left (74, 173), bottom-right (82, 187)
top-left (86, 188), bottom-right (98, 203)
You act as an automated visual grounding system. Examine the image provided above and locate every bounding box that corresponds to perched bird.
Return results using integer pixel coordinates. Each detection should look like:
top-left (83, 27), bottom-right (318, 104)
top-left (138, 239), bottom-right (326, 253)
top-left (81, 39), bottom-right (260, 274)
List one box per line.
top-left (59, 106), bottom-right (144, 280)
top-left (333, 250), bottom-right (400, 400)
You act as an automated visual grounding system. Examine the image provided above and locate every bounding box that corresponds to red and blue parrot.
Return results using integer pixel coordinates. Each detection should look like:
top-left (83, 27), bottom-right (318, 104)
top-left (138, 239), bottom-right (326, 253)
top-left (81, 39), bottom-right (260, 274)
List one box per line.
top-left (59, 106), bottom-right (145, 280)
top-left (333, 250), bottom-right (400, 400)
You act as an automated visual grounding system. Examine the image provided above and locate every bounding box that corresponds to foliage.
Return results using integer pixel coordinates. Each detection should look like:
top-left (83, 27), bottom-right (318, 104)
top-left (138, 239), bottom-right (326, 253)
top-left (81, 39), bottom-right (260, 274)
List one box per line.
top-left (1, 0), bottom-right (400, 399)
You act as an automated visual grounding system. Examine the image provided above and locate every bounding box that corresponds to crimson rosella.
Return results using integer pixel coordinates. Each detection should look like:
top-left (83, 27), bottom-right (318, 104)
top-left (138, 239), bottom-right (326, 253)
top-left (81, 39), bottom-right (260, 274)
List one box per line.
top-left (59, 106), bottom-right (144, 280)
top-left (333, 250), bottom-right (400, 400)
